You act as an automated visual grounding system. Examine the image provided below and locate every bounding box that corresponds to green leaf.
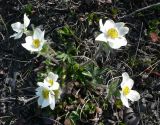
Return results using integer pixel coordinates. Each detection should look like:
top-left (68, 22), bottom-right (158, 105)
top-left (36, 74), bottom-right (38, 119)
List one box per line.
top-left (58, 25), bottom-right (74, 36)
top-left (69, 111), bottom-right (80, 124)
top-left (82, 71), bottom-right (92, 77)
top-left (24, 3), bottom-right (33, 14)
top-left (108, 79), bottom-right (120, 98)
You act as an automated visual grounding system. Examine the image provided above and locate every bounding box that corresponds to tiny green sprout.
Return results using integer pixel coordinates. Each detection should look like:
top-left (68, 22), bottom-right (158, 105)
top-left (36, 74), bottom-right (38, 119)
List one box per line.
top-left (115, 99), bottom-right (123, 109)
top-left (24, 3), bottom-right (33, 14)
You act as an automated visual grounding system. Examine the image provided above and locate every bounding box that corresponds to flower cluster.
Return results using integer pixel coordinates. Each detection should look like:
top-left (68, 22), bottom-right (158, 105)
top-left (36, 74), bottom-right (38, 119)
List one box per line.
top-left (11, 14), bottom-right (46, 52)
top-left (36, 72), bottom-right (61, 110)
top-left (10, 14), bottom-right (141, 110)
top-left (10, 14), bottom-right (60, 110)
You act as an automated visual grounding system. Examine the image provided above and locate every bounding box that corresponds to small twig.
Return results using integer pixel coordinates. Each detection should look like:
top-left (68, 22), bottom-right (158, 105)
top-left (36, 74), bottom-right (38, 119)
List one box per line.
top-left (23, 96), bottom-right (38, 104)
top-left (80, 99), bottom-right (90, 123)
top-left (133, 22), bottom-right (143, 65)
top-left (17, 0), bottom-right (23, 6)
top-left (0, 15), bottom-right (8, 32)
top-left (0, 116), bottom-right (11, 119)
top-left (139, 60), bottom-right (160, 76)
top-left (0, 97), bottom-right (16, 102)
top-left (39, 117), bottom-right (63, 125)
top-left (119, 2), bottom-right (160, 19)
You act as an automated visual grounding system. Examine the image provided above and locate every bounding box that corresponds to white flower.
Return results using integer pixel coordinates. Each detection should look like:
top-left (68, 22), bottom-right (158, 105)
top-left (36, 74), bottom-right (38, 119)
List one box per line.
top-left (10, 14), bottom-right (30, 39)
top-left (95, 19), bottom-right (129, 49)
top-left (120, 72), bottom-right (140, 108)
top-left (22, 28), bottom-right (46, 52)
top-left (43, 72), bottom-right (60, 90)
top-left (36, 83), bottom-right (56, 110)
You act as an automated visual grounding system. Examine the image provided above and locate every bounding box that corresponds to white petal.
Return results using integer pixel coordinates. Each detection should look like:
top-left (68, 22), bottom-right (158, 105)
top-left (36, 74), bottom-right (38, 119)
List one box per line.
top-left (22, 36), bottom-right (44, 52)
top-left (122, 72), bottom-right (130, 82)
top-left (115, 22), bottom-right (125, 29)
top-left (25, 36), bottom-right (33, 44)
top-left (104, 20), bottom-right (115, 32)
top-left (10, 33), bottom-right (18, 38)
top-left (41, 31), bottom-right (45, 41)
top-left (95, 33), bottom-right (108, 42)
top-left (42, 99), bottom-right (49, 108)
top-left (38, 97), bottom-right (43, 106)
top-left (21, 43), bottom-right (33, 51)
top-left (48, 72), bottom-right (58, 81)
top-left (49, 93), bottom-right (55, 104)
top-left (43, 79), bottom-right (51, 86)
top-left (50, 103), bottom-right (55, 110)
top-left (10, 32), bottom-right (23, 39)
top-left (50, 82), bottom-right (60, 90)
top-left (37, 82), bottom-right (44, 87)
top-left (38, 83), bottom-right (50, 90)
top-left (108, 37), bottom-right (127, 49)
top-left (49, 94), bottom-right (56, 110)
top-left (34, 44), bottom-right (44, 52)
top-left (24, 13), bottom-right (30, 28)
top-left (36, 91), bottom-right (41, 96)
top-left (127, 90), bottom-right (140, 102)
top-left (33, 28), bottom-right (43, 39)
top-left (11, 22), bottom-right (24, 32)
top-left (50, 90), bottom-right (55, 95)
top-left (121, 72), bottom-right (134, 89)
top-left (118, 27), bottom-right (129, 37)
top-left (36, 86), bottom-right (42, 92)
top-left (126, 79), bottom-right (134, 89)
top-left (120, 91), bottom-right (130, 108)
top-left (99, 19), bottom-right (105, 33)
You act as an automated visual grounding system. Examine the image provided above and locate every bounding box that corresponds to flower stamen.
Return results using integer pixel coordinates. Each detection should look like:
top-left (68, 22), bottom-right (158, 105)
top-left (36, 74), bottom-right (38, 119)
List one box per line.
top-left (107, 28), bottom-right (118, 39)
top-left (32, 39), bottom-right (40, 48)
top-left (42, 89), bottom-right (49, 99)
top-left (48, 79), bottom-right (54, 86)
top-left (122, 86), bottom-right (130, 96)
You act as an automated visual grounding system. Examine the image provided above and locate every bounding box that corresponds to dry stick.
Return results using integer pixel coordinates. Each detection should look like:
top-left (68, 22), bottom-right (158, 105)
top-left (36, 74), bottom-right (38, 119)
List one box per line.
top-left (134, 22), bottom-right (143, 65)
top-left (38, 117), bottom-right (63, 125)
top-left (0, 116), bottom-right (11, 119)
top-left (139, 60), bottom-right (160, 76)
top-left (119, 2), bottom-right (160, 19)
top-left (0, 15), bottom-right (7, 32)
top-left (23, 96), bottom-right (38, 104)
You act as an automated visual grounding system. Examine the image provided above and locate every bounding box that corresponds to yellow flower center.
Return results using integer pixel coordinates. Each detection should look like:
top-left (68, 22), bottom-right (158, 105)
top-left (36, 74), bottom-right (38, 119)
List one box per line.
top-left (32, 39), bottom-right (40, 48)
top-left (42, 89), bottom-right (49, 99)
top-left (107, 28), bottom-right (118, 39)
top-left (48, 79), bottom-right (54, 86)
top-left (122, 86), bottom-right (130, 96)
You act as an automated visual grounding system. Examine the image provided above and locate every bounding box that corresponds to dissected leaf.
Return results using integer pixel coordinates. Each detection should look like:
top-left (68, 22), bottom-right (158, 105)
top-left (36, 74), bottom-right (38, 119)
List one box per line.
top-left (108, 79), bottom-right (120, 98)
